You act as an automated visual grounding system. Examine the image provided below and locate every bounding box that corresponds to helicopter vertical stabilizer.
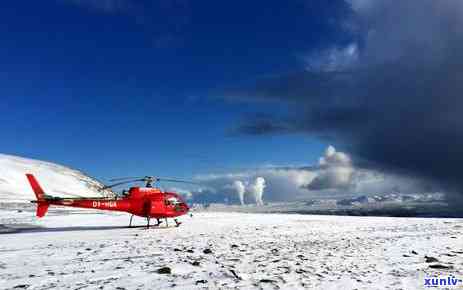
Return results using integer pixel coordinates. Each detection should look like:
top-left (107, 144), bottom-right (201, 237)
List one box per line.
top-left (26, 174), bottom-right (50, 217)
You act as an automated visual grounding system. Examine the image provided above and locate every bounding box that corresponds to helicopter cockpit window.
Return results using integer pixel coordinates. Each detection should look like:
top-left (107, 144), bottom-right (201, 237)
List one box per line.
top-left (165, 197), bottom-right (180, 206)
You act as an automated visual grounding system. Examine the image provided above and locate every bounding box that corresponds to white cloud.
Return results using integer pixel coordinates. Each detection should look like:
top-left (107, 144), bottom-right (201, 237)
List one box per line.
top-left (190, 145), bottom-right (436, 204)
top-left (307, 145), bottom-right (354, 190)
top-left (319, 145), bottom-right (351, 168)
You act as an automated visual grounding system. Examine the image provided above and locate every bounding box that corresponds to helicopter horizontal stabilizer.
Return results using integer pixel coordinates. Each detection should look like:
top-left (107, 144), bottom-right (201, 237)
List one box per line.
top-left (36, 202), bottom-right (49, 218)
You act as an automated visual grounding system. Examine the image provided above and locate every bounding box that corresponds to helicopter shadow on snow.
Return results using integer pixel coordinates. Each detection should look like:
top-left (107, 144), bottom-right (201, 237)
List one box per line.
top-left (0, 223), bottom-right (174, 234)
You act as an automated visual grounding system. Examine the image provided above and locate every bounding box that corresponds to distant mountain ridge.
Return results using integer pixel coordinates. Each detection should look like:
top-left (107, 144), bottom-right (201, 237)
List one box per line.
top-left (0, 154), bottom-right (114, 202)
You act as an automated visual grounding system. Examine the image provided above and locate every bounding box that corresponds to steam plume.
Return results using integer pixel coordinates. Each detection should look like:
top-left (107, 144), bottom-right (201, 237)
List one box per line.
top-left (232, 180), bottom-right (246, 205)
top-left (250, 177), bottom-right (266, 206)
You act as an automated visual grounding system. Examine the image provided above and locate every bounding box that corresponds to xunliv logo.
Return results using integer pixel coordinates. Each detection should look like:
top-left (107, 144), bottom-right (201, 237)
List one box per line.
top-left (424, 276), bottom-right (463, 288)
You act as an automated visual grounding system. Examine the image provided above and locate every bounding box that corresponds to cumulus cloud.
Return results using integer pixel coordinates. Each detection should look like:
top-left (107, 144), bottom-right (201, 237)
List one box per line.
top-left (190, 145), bottom-right (435, 205)
top-left (319, 145), bottom-right (351, 168)
top-left (307, 145), bottom-right (354, 190)
top-left (225, 0), bottom-right (463, 206)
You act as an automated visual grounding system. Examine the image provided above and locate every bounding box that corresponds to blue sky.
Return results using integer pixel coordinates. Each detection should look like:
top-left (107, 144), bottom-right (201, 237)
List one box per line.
top-left (0, 1), bottom-right (354, 180)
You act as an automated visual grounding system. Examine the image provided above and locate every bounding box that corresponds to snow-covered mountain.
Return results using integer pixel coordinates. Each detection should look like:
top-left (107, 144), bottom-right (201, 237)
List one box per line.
top-left (0, 153), bottom-right (114, 202)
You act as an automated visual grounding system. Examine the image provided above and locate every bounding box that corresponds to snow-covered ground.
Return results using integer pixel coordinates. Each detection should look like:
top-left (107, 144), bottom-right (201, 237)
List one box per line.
top-left (0, 208), bottom-right (462, 289)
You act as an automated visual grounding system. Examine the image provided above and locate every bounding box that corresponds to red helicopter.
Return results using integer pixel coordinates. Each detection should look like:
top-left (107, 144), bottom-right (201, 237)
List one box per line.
top-left (26, 174), bottom-right (192, 228)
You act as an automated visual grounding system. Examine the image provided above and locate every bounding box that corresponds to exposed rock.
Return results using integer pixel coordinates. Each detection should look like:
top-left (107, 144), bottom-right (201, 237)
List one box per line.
top-left (429, 264), bottom-right (453, 269)
top-left (157, 267), bottom-right (171, 274)
top-left (230, 269), bottom-right (241, 280)
top-left (203, 248), bottom-right (213, 254)
top-left (425, 256), bottom-right (439, 263)
top-left (278, 266), bottom-right (291, 274)
top-left (195, 280), bottom-right (208, 285)
top-left (259, 279), bottom-right (276, 283)
top-left (442, 253), bottom-right (457, 257)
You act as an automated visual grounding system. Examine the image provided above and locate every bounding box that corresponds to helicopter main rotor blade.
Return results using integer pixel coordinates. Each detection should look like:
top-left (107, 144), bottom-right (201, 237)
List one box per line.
top-left (108, 176), bottom-right (144, 182)
top-left (103, 176), bottom-right (200, 190)
top-left (157, 178), bottom-right (200, 185)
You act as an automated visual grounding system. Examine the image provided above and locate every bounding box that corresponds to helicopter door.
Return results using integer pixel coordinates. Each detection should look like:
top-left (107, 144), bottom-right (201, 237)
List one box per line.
top-left (148, 197), bottom-right (165, 216)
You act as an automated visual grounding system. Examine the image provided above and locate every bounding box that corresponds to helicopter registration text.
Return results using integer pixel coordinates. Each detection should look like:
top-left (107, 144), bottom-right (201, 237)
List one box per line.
top-left (92, 201), bottom-right (117, 208)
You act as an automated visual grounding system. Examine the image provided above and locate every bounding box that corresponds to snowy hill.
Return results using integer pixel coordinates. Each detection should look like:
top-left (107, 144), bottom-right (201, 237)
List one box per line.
top-left (0, 154), bottom-right (114, 202)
